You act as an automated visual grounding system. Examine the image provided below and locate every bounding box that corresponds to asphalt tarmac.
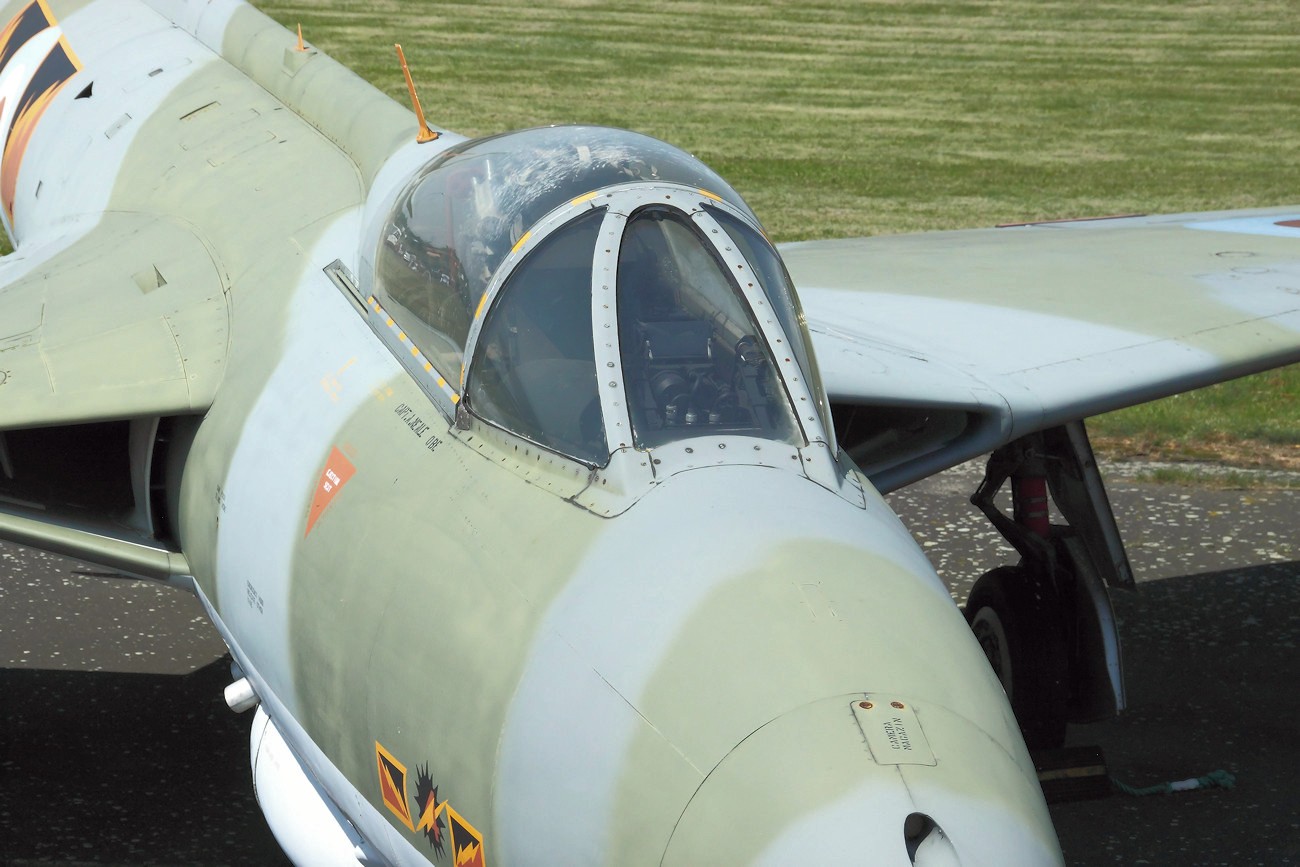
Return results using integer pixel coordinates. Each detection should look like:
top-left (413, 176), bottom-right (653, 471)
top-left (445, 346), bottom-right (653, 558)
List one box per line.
top-left (897, 462), bottom-right (1300, 866)
top-left (1, 461), bottom-right (1296, 866)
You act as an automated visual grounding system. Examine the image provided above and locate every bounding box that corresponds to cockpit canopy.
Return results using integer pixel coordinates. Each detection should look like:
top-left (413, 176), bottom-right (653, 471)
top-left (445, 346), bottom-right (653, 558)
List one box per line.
top-left (371, 126), bottom-right (829, 467)
top-left (374, 127), bottom-right (753, 376)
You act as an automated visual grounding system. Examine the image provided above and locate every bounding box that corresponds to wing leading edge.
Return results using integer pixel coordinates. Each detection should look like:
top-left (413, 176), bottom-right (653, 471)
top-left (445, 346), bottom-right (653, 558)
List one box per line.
top-left (782, 207), bottom-right (1300, 491)
top-left (0, 211), bottom-right (228, 431)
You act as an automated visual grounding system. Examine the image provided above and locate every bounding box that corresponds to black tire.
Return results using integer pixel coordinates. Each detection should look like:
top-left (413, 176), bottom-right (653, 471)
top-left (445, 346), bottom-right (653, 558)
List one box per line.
top-left (964, 565), bottom-right (1069, 750)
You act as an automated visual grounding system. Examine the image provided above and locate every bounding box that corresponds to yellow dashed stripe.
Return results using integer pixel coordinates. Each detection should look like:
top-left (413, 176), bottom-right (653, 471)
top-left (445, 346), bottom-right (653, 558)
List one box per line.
top-left (367, 297), bottom-right (461, 405)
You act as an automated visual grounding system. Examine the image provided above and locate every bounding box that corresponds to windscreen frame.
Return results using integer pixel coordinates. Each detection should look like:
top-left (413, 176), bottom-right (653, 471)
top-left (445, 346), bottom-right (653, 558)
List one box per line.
top-left (458, 182), bottom-right (833, 469)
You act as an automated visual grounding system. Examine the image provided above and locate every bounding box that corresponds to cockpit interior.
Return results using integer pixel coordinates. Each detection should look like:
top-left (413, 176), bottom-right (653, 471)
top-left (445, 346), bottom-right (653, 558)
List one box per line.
top-left (368, 126), bottom-right (829, 467)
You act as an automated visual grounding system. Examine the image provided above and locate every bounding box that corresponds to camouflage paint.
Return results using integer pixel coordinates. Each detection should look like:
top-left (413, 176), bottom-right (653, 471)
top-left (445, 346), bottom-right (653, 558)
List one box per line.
top-left (2, 1), bottom-right (1295, 864)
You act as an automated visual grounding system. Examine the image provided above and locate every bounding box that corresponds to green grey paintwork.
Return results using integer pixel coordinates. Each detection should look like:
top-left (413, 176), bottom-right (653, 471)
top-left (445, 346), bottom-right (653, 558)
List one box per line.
top-left (785, 213), bottom-right (1300, 366)
top-left (2, 1), bottom-right (1294, 864)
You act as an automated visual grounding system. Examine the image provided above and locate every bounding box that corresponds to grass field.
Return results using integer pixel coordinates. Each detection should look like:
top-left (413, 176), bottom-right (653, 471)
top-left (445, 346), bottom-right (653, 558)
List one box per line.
top-left (251, 1), bottom-right (1300, 234)
top-left (5, 2), bottom-right (1289, 466)
top-left (249, 0), bottom-right (1298, 470)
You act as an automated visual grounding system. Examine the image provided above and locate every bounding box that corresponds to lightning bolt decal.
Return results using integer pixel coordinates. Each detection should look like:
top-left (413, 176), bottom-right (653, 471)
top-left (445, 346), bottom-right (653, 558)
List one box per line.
top-left (375, 742), bottom-right (416, 831)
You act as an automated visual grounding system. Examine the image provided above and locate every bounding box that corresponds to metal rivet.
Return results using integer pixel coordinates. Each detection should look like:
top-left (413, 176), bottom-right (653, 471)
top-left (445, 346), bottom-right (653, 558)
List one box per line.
top-left (891, 701), bottom-right (905, 709)
top-left (859, 701), bottom-right (873, 710)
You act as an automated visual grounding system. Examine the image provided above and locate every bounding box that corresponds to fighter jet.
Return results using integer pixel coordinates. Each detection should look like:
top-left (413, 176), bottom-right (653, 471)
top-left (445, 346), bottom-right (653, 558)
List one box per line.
top-left (1, 1), bottom-right (1296, 864)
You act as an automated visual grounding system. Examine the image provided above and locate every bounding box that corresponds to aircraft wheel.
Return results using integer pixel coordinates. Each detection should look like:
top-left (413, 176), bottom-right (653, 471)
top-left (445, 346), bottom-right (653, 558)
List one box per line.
top-left (964, 565), bottom-right (1068, 750)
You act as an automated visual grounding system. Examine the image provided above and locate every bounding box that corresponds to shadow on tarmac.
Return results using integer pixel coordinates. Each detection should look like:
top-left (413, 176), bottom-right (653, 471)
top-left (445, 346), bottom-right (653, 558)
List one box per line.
top-left (1, 564), bottom-right (1297, 864)
top-left (1049, 560), bottom-right (1300, 865)
top-left (0, 659), bottom-right (288, 866)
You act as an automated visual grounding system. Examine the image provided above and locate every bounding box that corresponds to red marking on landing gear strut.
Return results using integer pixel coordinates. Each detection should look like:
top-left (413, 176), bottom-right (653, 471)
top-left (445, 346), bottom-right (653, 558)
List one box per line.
top-left (1013, 475), bottom-right (1051, 539)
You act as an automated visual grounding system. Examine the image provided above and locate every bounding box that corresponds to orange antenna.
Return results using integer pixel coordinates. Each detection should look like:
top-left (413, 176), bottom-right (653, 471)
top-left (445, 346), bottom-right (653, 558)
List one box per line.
top-left (395, 44), bottom-right (439, 144)
top-left (296, 23), bottom-right (306, 52)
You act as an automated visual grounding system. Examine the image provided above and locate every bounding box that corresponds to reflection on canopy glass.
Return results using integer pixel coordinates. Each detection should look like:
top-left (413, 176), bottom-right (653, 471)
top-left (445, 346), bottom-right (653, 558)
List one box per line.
top-left (616, 207), bottom-right (800, 449)
top-left (707, 205), bottom-right (831, 439)
top-left (373, 126), bottom-right (751, 382)
top-left (468, 210), bottom-right (607, 465)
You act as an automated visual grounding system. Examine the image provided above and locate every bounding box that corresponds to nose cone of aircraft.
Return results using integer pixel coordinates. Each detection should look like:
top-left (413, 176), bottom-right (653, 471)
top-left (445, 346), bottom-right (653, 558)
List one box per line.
top-left (494, 464), bottom-right (1061, 863)
top-left (661, 695), bottom-right (1063, 866)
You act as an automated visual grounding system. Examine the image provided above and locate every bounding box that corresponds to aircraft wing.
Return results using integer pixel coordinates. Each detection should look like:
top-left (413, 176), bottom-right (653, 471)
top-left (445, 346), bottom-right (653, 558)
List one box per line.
top-left (0, 212), bottom-right (229, 431)
top-left (0, 0), bottom-right (409, 576)
top-left (781, 207), bottom-right (1300, 492)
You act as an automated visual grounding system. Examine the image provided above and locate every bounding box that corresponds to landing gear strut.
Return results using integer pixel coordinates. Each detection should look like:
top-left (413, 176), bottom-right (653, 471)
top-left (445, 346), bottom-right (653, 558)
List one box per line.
top-left (967, 422), bottom-right (1132, 750)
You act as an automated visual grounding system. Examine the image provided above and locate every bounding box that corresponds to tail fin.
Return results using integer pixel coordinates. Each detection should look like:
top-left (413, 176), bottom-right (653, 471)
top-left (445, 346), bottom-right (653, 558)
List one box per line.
top-left (0, 1), bottom-right (82, 244)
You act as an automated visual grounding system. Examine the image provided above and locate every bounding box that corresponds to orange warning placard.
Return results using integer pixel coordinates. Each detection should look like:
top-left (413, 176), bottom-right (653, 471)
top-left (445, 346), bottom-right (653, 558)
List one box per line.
top-left (305, 446), bottom-right (356, 537)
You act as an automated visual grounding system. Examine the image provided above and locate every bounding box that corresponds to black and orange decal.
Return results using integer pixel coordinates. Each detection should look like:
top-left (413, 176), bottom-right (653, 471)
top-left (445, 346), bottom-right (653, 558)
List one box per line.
top-left (0, 1), bottom-right (50, 72)
top-left (0, 0), bottom-right (80, 225)
top-left (1, 36), bottom-right (76, 219)
top-left (376, 742), bottom-right (416, 831)
top-left (374, 743), bottom-right (488, 864)
top-left (446, 804), bottom-right (485, 867)
top-left (413, 763), bottom-right (448, 857)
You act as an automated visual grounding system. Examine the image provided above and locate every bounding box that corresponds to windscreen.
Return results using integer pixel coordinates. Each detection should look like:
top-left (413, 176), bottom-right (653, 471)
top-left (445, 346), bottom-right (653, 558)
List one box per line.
top-left (707, 206), bottom-right (832, 441)
top-left (616, 207), bottom-right (801, 449)
top-left (467, 210), bottom-right (607, 464)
